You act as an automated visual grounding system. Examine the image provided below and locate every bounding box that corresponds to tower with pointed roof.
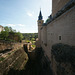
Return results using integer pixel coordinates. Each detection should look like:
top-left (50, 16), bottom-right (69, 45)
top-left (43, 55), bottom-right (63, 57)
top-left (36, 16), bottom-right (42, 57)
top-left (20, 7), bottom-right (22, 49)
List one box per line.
top-left (37, 10), bottom-right (44, 47)
top-left (38, 10), bottom-right (43, 20)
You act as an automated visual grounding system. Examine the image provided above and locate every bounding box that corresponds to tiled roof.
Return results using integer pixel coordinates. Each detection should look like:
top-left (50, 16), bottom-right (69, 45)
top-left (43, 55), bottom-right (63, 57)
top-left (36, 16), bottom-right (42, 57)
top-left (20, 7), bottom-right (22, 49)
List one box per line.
top-left (0, 25), bottom-right (3, 28)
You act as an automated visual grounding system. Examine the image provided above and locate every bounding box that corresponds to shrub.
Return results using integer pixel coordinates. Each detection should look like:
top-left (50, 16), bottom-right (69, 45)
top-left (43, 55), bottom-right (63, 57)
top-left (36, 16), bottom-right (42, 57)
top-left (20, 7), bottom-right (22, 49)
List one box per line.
top-left (0, 57), bottom-right (5, 61)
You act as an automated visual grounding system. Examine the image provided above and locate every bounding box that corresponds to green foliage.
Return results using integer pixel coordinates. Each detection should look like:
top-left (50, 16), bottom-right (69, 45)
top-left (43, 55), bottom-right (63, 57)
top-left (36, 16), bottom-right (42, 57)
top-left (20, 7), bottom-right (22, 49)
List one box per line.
top-left (0, 26), bottom-right (23, 42)
top-left (51, 43), bottom-right (75, 63)
top-left (16, 32), bottom-right (23, 41)
top-left (0, 31), bottom-right (9, 40)
top-left (0, 57), bottom-right (5, 61)
top-left (4, 26), bottom-right (16, 32)
top-left (8, 53), bottom-right (11, 55)
top-left (32, 45), bottom-right (36, 48)
top-left (22, 33), bottom-right (38, 41)
top-left (31, 38), bottom-right (35, 41)
top-left (45, 15), bottom-right (52, 23)
top-left (45, 18), bottom-right (50, 23)
top-left (25, 40), bottom-right (29, 42)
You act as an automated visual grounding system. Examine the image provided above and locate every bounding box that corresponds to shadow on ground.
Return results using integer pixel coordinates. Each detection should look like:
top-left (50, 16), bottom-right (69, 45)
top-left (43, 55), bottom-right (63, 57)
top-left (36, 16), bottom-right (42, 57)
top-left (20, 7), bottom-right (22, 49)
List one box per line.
top-left (5, 48), bottom-right (53, 75)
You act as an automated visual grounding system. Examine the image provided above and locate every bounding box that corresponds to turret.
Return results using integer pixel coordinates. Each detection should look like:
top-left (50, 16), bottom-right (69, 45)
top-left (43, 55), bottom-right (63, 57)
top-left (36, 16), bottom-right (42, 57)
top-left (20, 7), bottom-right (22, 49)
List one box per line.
top-left (38, 10), bottom-right (43, 20)
top-left (37, 10), bottom-right (44, 43)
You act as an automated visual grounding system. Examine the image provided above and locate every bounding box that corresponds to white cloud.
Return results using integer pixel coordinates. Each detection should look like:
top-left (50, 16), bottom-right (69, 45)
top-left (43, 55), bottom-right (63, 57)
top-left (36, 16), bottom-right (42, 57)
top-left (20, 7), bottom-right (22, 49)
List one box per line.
top-left (17, 24), bottom-right (25, 26)
top-left (7, 24), bottom-right (15, 26)
top-left (27, 12), bottom-right (33, 17)
top-left (6, 24), bottom-right (25, 27)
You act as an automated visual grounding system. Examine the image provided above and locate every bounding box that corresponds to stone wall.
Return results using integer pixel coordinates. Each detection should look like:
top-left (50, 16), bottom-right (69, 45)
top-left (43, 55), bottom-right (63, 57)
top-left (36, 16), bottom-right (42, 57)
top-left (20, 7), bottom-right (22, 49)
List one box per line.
top-left (0, 42), bottom-right (23, 52)
top-left (41, 26), bottom-right (47, 46)
top-left (46, 6), bottom-right (75, 60)
top-left (51, 43), bottom-right (75, 75)
top-left (39, 2), bottom-right (75, 75)
top-left (52, 0), bottom-right (70, 16)
top-left (0, 48), bottom-right (28, 75)
top-left (52, 57), bottom-right (75, 75)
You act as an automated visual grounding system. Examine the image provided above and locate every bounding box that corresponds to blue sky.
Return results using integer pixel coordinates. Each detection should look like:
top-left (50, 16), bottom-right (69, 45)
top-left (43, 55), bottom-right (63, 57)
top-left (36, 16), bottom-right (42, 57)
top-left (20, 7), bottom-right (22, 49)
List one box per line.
top-left (0, 0), bottom-right (52, 33)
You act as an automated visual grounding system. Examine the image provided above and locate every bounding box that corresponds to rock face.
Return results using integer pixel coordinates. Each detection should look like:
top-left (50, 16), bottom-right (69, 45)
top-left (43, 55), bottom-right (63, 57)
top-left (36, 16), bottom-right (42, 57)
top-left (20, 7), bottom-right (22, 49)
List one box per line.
top-left (23, 44), bottom-right (36, 60)
top-left (51, 43), bottom-right (75, 75)
top-left (0, 48), bottom-right (28, 75)
top-left (0, 41), bottom-right (23, 53)
top-left (4, 47), bottom-right (53, 75)
top-left (0, 43), bottom-right (13, 52)
top-left (24, 47), bottom-right (53, 75)
top-left (0, 42), bottom-right (53, 75)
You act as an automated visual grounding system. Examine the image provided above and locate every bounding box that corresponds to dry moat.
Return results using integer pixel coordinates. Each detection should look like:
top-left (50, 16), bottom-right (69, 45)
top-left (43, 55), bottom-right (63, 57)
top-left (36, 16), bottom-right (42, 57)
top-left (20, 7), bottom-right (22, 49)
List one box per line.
top-left (0, 42), bottom-right (53, 75)
top-left (7, 48), bottom-right (53, 75)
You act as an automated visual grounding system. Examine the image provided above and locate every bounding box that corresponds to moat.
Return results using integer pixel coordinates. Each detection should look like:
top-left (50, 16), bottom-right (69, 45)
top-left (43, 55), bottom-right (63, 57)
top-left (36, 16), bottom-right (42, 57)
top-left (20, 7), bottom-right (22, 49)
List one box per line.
top-left (6, 47), bottom-right (53, 75)
top-left (0, 42), bottom-right (53, 75)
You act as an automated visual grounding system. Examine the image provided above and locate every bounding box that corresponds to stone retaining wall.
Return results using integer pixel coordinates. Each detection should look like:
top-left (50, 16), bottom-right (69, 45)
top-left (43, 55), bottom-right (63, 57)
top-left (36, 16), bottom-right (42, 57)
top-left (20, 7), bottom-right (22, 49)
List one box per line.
top-left (0, 48), bottom-right (28, 75)
top-left (0, 42), bottom-right (23, 52)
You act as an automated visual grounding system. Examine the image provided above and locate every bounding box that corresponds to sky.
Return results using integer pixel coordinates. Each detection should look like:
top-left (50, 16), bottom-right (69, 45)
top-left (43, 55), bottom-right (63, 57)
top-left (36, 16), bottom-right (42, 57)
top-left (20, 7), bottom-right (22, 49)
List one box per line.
top-left (0, 0), bottom-right (52, 33)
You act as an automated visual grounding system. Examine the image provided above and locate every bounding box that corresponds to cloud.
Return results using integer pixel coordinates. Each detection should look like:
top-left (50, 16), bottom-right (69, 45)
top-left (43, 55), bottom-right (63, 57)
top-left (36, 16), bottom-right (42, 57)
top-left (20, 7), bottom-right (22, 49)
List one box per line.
top-left (7, 24), bottom-right (15, 26)
top-left (27, 12), bottom-right (33, 17)
top-left (3, 24), bottom-right (26, 27)
top-left (27, 11), bottom-right (35, 17)
top-left (17, 24), bottom-right (25, 26)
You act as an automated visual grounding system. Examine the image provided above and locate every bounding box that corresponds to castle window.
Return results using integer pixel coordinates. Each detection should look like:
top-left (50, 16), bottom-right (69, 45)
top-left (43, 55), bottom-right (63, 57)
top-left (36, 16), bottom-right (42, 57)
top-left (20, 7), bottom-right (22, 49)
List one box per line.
top-left (39, 21), bottom-right (41, 23)
top-left (59, 36), bottom-right (61, 40)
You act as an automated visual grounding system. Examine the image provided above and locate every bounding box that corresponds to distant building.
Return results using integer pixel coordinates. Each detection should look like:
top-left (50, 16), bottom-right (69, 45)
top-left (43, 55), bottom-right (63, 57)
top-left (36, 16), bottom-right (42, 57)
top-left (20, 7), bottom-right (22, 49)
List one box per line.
top-left (0, 25), bottom-right (4, 32)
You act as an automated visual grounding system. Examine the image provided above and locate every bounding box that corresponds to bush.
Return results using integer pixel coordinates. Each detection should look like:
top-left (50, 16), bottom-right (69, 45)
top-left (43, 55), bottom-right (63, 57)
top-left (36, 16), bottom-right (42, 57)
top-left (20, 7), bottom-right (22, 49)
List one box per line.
top-left (0, 31), bottom-right (9, 40)
top-left (0, 57), bottom-right (5, 61)
top-left (32, 45), bottom-right (36, 48)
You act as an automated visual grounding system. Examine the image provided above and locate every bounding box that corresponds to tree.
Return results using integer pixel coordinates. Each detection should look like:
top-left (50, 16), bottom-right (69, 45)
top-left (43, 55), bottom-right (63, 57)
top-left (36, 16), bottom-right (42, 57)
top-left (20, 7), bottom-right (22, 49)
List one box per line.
top-left (0, 26), bottom-right (23, 42)
top-left (4, 26), bottom-right (16, 32)
top-left (4, 26), bottom-right (10, 32)
top-left (16, 32), bottom-right (23, 41)
top-left (45, 15), bottom-right (52, 23)
top-left (22, 33), bottom-right (38, 40)
top-left (1, 31), bottom-right (9, 40)
top-left (45, 18), bottom-right (50, 23)
top-left (31, 38), bottom-right (35, 41)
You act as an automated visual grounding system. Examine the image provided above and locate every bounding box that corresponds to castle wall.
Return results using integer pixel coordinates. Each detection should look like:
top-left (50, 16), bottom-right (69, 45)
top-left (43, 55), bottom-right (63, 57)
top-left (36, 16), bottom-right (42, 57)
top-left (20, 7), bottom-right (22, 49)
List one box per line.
top-left (37, 20), bottom-right (44, 47)
top-left (41, 26), bottom-right (47, 45)
top-left (40, 27), bottom-right (43, 44)
top-left (43, 26), bottom-right (47, 45)
top-left (37, 0), bottom-right (75, 75)
top-left (42, 6), bottom-right (75, 60)
top-left (52, 0), bottom-right (70, 16)
top-left (40, 6), bottom-right (75, 75)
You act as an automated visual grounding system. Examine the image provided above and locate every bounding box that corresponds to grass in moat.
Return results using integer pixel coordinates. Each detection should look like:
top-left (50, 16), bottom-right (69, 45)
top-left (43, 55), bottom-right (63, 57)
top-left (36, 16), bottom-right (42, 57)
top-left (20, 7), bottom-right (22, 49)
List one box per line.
top-left (0, 57), bottom-right (5, 61)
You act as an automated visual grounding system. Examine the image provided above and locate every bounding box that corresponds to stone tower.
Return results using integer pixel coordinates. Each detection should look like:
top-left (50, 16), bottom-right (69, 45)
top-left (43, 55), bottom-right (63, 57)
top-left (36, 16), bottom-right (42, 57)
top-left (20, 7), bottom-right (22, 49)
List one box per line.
top-left (37, 10), bottom-right (44, 45)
